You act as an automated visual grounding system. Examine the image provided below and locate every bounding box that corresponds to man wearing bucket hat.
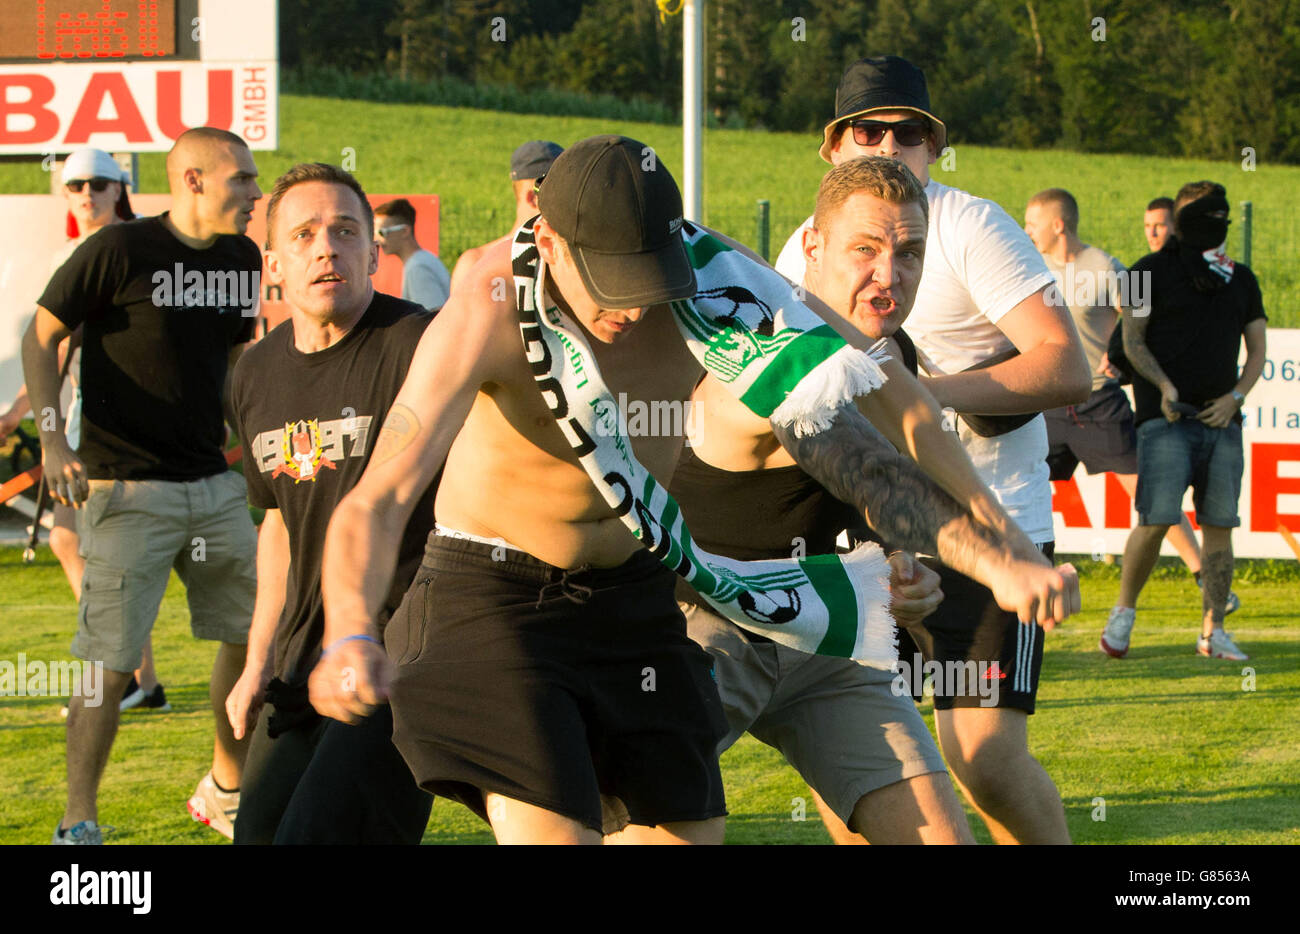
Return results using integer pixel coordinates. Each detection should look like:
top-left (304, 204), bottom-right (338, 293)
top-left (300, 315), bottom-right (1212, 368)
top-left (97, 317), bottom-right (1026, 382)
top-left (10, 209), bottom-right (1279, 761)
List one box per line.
top-left (776, 56), bottom-right (1090, 845)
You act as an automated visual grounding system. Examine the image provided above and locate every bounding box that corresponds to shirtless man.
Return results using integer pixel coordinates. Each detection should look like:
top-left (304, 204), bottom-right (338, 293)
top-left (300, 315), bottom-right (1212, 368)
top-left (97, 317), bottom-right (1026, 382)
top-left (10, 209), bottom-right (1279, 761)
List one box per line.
top-left (308, 135), bottom-right (1078, 845)
top-left (448, 140), bottom-right (563, 294)
top-left (675, 156), bottom-right (1074, 844)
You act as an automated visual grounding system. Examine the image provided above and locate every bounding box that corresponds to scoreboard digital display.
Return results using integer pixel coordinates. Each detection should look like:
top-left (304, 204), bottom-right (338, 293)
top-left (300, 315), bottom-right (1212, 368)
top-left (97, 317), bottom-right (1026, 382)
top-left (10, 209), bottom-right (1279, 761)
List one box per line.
top-left (0, 1), bottom-right (197, 62)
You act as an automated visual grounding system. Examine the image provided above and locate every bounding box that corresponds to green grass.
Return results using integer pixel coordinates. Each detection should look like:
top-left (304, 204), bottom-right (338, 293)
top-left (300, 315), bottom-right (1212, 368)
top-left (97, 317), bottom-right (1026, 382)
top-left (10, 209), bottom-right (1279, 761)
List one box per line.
top-left (2, 544), bottom-right (1296, 845)
top-left (1, 94), bottom-right (1297, 324)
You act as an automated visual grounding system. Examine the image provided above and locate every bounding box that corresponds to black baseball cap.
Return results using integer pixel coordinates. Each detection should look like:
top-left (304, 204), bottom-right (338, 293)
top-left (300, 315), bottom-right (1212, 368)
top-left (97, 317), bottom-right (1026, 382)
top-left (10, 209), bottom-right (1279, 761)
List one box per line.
top-left (819, 56), bottom-right (947, 163)
top-left (537, 135), bottom-right (696, 308)
top-left (510, 140), bottom-right (563, 181)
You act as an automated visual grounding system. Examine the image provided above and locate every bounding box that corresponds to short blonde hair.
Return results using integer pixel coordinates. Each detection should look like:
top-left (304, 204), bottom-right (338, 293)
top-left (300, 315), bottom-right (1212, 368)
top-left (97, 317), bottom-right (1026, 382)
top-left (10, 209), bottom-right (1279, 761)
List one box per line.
top-left (813, 156), bottom-right (928, 233)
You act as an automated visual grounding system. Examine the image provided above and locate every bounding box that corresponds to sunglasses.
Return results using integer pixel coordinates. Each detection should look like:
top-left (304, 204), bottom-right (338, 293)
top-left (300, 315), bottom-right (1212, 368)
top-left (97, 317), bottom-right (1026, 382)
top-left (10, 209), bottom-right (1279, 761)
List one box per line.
top-left (66, 177), bottom-right (116, 193)
top-left (848, 120), bottom-right (929, 148)
top-left (376, 224), bottom-right (409, 237)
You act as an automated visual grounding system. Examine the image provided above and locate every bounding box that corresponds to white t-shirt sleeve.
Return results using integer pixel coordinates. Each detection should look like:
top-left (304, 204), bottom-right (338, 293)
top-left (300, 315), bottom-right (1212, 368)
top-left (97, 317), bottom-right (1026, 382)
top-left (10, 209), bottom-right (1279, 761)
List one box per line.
top-left (403, 251), bottom-right (451, 310)
top-left (773, 216), bottom-right (814, 283)
top-left (946, 196), bottom-right (1053, 325)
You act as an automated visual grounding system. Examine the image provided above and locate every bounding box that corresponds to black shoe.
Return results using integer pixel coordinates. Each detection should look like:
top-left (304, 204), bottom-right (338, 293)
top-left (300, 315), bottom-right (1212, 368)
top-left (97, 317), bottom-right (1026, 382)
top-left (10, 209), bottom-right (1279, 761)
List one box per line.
top-left (122, 682), bottom-right (171, 712)
top-left (119, 677), bottom-right (145, 711)
top-left (138, 684), bottom-right (171, 712)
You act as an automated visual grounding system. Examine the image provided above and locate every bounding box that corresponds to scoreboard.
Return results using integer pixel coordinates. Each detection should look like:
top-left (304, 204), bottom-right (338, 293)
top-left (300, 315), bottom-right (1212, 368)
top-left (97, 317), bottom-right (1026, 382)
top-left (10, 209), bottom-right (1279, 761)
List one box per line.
top-left (0, 1), bottom-right (196, 62)
top-left (0, 0), bottom-right (276, 153)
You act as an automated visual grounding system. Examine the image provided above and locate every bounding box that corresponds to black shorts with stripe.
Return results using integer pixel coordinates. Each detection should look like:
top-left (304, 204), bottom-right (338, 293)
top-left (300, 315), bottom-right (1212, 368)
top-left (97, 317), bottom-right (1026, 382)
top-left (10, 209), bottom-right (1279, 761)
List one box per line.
top-left (895, 543), bottom-right (1055, 714)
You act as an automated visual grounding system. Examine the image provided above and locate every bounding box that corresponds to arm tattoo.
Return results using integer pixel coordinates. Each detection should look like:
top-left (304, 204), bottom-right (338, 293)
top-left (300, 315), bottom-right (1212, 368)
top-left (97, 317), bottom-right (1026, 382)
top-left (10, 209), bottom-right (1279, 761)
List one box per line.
top-left (370, 403), bottom-right (421, 467)
top-left (1122, 312), bottom-right (1172, 391)
top-left (771, 405), bottom-right (1007, 574)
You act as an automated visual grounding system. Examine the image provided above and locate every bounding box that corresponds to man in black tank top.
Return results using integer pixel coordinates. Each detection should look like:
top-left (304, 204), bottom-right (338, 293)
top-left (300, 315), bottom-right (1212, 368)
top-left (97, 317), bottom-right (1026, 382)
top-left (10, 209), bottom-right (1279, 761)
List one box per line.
top-left (671, 157), bottom-right (1078, 843)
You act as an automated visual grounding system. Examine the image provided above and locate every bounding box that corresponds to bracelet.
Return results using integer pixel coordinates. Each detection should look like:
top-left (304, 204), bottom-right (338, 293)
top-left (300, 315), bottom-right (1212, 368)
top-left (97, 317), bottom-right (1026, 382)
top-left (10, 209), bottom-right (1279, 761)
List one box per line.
top-left (321, 633), bottom-right (381, 656)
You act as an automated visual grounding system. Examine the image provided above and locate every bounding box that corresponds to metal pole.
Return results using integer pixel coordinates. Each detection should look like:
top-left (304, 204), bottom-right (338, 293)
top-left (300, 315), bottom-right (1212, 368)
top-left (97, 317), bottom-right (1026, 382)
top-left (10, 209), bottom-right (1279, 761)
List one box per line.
top-left (682, 0), bottom-right (704, 222)
top-left (756, 199), bottom-right (770, 262)
top-left (1240, 200), bottom-right (1252, 266)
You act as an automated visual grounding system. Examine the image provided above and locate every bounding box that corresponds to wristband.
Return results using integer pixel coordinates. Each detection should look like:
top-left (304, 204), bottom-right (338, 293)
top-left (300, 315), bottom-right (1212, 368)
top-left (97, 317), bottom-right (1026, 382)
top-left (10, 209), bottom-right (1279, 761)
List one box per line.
top-left (321, 633), bottom-right (381, 656)
top-left (1231, 390), bottom-right (1245, 407)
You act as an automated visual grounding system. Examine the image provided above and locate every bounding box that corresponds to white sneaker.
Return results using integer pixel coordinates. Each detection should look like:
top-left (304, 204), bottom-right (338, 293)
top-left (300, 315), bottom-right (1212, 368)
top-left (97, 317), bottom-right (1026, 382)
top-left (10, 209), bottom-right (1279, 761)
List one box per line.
top-left (187, 771), bottom-right (238, 841)
top-left (1100, 607), bottom-right (1136, 658)
top-left (52, 819), bottom-right (112, 844)
top-left (1197, 630), bottom-right (1248, 661)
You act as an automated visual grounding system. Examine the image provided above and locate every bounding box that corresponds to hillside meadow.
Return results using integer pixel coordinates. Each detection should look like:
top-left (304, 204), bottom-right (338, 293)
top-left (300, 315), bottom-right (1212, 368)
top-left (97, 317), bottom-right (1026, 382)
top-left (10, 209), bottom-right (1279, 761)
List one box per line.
top-left (1, 94), bottom-right (1296, 324)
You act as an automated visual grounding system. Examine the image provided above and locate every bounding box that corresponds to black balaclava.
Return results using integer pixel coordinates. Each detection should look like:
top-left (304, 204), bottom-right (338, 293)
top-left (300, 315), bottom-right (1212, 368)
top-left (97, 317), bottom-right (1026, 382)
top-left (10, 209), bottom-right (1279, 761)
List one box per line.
top-left (1175, 188), bottom-right (1231, 291)
top-left (1176, 189), bottom-right (1231, 251)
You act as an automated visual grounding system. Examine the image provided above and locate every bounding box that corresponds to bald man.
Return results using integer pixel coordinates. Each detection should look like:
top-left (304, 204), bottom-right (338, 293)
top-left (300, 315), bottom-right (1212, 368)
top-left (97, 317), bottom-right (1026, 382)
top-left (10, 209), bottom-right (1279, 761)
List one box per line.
top-left (23, 126), bottom-right (263, 844)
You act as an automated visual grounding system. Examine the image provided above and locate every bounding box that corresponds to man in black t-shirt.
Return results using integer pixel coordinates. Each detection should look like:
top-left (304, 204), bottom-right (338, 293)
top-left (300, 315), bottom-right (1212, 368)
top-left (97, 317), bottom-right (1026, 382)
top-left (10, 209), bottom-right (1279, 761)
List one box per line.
top-left (225, 163), bottom-right (436, 844)
top-left (1105, 182), bottom-right (1267, 662)
top-left (23, 127), bottom-right (264, 845)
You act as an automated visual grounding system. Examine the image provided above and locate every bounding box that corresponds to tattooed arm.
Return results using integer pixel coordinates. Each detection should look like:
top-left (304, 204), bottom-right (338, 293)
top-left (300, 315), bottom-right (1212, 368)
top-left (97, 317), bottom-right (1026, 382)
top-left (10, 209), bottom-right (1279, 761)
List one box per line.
top-left (1121, 303), bottom-right (1180, 421)
top-left (855, 355), bottom-right (1033, 555)
top-left (772, 404), bottom-right (1079, 627)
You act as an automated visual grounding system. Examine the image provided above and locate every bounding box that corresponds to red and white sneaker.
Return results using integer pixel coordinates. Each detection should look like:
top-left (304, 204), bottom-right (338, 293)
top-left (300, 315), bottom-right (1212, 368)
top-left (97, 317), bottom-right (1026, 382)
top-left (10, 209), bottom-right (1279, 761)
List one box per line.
top-left (187, 771), bottom-right (238, 841)
top-left (1099, 607), bottom-right (1136, 658)
top-left (1196, 631), bottom-right (1248, 661)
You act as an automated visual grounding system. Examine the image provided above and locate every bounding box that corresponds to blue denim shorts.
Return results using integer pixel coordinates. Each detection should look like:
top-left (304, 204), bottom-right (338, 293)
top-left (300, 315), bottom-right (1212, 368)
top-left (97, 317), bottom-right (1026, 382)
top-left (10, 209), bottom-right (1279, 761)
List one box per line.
top-left (1135, 417), bottom-right (1244, 528)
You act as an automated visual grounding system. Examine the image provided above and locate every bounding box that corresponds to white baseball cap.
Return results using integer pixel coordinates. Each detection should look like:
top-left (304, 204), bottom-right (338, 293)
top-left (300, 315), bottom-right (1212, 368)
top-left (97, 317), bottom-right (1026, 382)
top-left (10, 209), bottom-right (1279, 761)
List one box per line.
top-left (61, 148), bottom-right (128, 184)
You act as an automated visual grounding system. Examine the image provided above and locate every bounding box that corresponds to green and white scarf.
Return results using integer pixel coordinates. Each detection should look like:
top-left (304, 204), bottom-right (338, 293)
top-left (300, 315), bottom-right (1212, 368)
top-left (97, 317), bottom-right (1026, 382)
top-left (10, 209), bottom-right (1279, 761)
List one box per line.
top-left (512, 218), bottom-right (897, 667)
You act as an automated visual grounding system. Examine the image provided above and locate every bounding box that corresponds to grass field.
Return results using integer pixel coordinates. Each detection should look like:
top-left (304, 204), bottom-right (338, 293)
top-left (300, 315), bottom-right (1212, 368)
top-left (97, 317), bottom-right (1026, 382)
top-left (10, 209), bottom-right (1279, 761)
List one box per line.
top-left (2, 544), bottom-right (1296, 845)
top-left (2, 94), bottom-right (1298, 845)
top-left (1, 94), bottom-right (1297, 325)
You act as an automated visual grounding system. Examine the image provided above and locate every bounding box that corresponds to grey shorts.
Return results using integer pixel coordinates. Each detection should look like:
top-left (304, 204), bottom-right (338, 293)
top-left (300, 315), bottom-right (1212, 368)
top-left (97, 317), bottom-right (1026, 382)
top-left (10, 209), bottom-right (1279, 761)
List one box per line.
top-left (683, 602), bottom-right (947, 824)
top-left (73, 473), bottom-right (256, 673)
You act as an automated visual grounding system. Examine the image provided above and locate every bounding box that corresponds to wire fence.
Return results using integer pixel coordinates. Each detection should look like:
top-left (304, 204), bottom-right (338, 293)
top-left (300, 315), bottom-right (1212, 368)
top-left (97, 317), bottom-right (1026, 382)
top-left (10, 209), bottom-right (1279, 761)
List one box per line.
top-left (436, 200), bottom-right (1298, 329)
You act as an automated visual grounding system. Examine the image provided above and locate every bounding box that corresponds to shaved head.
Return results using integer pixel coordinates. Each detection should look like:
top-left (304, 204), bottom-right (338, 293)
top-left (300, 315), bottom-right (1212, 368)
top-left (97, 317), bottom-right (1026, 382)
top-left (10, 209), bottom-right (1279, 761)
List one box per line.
top-left (163, 127), bottom-right (261, 241)
top-left (166, 127), bottom-right (249, 187)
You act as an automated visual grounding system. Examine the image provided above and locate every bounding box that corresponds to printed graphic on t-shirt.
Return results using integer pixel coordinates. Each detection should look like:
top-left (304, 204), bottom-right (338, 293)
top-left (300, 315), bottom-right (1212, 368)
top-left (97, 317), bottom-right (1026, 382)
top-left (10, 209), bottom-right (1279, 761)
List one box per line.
top-left (250, 415), bottom-right (373, 483)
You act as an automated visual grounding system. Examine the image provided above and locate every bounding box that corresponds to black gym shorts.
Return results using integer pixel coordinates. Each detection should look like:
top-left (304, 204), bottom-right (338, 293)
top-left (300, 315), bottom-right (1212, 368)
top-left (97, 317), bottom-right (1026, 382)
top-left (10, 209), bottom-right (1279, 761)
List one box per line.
top-left (1044, 383), bottom-right (1139, 481)
top-left (384, 534), bottom-right (729, 834)
top-left (896, 543), bottom-right (1055, 714)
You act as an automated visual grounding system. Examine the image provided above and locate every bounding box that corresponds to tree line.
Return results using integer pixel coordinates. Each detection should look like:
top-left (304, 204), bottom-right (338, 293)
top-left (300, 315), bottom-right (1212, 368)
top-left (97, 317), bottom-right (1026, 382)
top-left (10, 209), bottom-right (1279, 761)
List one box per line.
top-left (280, 0), bottom-right (1300, 164)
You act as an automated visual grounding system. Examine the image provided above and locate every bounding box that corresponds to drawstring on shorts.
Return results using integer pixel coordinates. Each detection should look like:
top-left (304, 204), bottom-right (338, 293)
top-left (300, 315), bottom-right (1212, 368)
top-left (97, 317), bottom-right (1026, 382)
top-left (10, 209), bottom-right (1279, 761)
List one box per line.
top-left (536, 565), bottom-right (594, 608)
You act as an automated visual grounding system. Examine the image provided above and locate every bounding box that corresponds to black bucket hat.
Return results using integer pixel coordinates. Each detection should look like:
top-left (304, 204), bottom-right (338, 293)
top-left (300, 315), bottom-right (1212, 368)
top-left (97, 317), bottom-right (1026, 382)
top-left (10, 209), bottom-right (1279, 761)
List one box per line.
top-left (819, 56), bottom-right (947, 163)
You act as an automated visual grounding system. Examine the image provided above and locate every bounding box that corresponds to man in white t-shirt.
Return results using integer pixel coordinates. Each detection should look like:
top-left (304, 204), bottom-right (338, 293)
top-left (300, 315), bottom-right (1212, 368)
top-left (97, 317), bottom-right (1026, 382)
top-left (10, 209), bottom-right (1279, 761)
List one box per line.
top-left (776, 56), bottom-right (1089, 844)
top-left (374, 198), bottom-right (451, 311)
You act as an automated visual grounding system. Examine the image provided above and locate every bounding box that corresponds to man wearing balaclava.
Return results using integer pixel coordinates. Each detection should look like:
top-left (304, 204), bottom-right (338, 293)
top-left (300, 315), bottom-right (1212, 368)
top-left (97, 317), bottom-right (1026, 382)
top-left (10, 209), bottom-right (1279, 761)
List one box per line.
top-left (1105, 182), bottom-right (1267, 663)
